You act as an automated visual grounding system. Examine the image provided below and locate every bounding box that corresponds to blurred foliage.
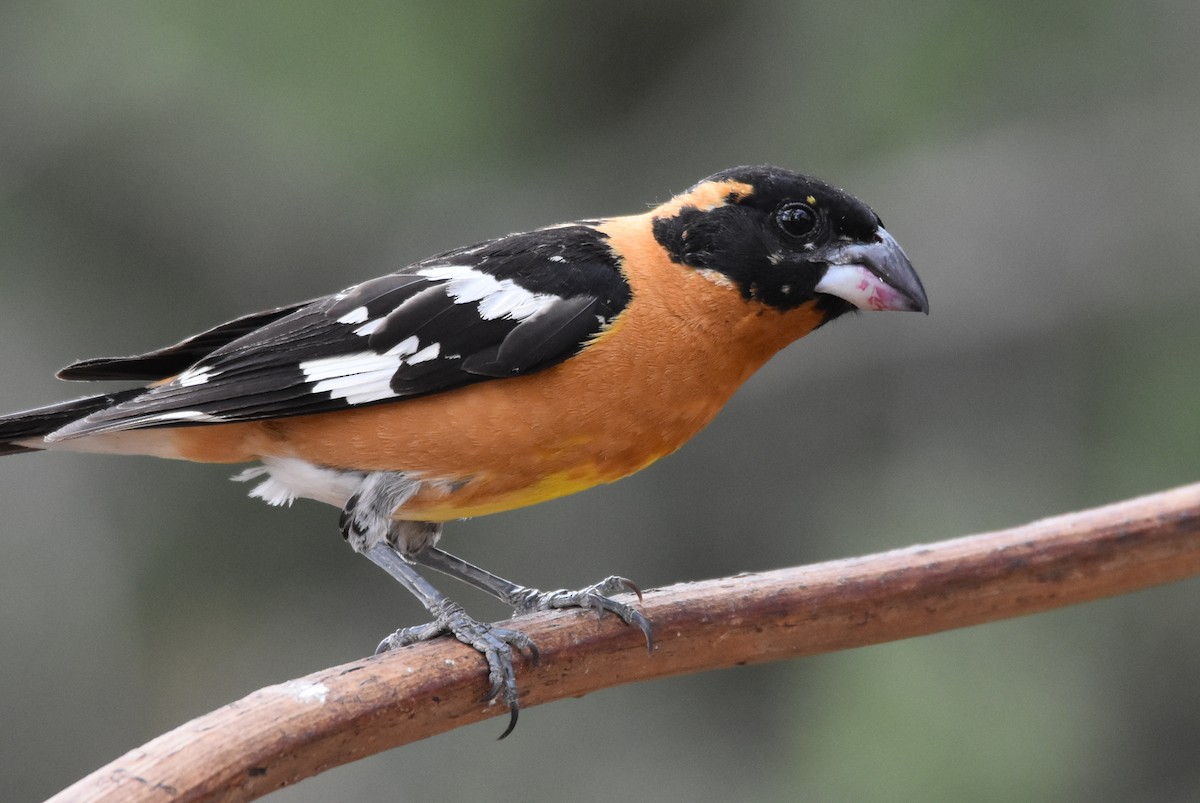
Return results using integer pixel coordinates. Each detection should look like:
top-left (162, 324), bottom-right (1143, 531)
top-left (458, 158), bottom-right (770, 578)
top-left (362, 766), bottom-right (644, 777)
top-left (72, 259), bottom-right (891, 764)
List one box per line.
top-left (2, 1), bottom-right (1199, 801)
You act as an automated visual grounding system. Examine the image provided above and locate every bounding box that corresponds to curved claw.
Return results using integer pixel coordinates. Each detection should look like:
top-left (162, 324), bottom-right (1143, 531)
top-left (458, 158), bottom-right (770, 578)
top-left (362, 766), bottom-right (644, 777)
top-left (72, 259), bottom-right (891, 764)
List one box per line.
top-left (515, 575), bottom-right (655, 653)
top-left (498, 706), bottom-right (519, 740)
top-left (375, 620), bottom-right (445, 654)
top-left (625, 609), bottom-right (655, 654)
top-left (595, 575), bottom-right (643, 602)
top-left (525, 639), bottom-right (542, 667)
top-left (374, 606), bottom-right (538, 738)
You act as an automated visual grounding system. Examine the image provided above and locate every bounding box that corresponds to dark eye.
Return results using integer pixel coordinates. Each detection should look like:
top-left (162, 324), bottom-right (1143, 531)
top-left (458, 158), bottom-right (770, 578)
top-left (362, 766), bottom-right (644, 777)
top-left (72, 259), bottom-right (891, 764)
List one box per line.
top-left (775, 202), bottom-right (819, 241)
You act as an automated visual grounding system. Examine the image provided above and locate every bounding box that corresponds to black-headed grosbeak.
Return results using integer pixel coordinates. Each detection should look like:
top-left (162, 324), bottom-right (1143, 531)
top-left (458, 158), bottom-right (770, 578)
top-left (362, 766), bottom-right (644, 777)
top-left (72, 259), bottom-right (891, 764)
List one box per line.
top-left (0, 165), bottom-right (927, 734)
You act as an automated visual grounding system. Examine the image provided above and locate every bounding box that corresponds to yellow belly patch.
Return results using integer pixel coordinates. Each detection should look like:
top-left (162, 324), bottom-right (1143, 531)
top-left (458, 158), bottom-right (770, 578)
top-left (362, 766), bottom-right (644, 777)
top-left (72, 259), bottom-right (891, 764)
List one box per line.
top-left (402, 464), bottom-right (618, 521)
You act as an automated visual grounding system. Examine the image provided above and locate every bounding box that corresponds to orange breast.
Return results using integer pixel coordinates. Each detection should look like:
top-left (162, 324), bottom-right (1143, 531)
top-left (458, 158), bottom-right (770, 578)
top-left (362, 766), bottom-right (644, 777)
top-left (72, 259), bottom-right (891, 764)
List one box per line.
top-left (171, 213), bottom-right (828, 520)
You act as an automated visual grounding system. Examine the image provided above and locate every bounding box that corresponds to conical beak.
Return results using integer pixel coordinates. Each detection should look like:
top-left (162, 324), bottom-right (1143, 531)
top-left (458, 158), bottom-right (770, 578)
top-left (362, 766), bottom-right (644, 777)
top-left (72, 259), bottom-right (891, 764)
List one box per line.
top-left (814, 227), bottom-right (929, 313)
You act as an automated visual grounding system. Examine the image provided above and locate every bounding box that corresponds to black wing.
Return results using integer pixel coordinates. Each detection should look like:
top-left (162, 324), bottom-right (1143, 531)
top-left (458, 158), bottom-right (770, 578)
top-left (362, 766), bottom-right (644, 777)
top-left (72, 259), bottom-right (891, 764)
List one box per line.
top-left (50, 225), bottom-right (630, 440)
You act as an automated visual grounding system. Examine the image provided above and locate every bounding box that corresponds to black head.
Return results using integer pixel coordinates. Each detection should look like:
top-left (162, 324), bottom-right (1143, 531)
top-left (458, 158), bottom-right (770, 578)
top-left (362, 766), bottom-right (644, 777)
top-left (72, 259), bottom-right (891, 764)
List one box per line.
top-left (651, 165), bottom-right (928, 317)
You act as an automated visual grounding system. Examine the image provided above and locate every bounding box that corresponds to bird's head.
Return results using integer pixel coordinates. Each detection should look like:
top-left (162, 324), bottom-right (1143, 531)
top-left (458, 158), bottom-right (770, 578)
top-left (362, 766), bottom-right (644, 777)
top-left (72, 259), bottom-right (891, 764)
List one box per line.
top-left (650, 165), bottom-right (928, 319)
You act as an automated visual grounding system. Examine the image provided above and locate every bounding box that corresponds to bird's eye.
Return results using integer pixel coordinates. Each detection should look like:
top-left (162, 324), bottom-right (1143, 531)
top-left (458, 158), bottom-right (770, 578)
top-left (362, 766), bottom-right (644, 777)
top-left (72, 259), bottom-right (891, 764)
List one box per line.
top-left (775, 202), bottom-right (820, 241)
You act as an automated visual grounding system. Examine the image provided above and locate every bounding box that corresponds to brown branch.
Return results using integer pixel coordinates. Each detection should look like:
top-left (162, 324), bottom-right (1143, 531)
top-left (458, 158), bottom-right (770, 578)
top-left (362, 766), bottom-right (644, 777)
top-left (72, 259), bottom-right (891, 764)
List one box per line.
top-left (50, 481), bottom-right (1200, 803)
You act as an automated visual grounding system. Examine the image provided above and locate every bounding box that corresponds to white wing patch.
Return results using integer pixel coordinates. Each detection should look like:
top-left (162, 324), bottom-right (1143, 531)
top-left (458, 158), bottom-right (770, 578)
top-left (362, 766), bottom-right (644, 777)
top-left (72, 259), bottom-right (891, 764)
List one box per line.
top-left (300, 334), bottom-right (429, 405)
top-left (335, 305), bottom-right (370, 325)
top-left (320, 265), bottom-right (566, 403)
top-left (299, 265), bottom-right (565, 405)
top-left (177, 365), bottom-right (218, 387)
top-left (407, 342), bottom-right (440, 364)
top-left (352, 318), bottom-right (386, 337)
top-left (417, 264), bottom-right (557, 321)
top-left (338, 305), bottom-right (391, 337)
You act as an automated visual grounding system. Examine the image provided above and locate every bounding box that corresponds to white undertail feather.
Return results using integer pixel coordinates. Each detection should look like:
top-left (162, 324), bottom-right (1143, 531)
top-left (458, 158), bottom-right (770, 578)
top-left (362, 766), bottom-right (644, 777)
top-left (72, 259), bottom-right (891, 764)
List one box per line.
top-left (233, 457), bottom-right (366, 508)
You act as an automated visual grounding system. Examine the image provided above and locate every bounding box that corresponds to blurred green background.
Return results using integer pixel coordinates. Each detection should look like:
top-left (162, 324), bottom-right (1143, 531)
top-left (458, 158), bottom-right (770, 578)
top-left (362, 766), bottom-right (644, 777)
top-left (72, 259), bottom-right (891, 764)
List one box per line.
top-left (2, 2), bottom-right (1199, 801)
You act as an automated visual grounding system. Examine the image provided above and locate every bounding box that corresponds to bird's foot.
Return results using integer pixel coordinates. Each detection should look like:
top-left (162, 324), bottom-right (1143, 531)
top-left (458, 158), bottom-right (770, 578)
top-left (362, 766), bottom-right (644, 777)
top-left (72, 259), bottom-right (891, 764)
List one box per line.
top-left (511, 576), bottom-right (654, 652)
top-left (376, 601), bottom-right (539, 739)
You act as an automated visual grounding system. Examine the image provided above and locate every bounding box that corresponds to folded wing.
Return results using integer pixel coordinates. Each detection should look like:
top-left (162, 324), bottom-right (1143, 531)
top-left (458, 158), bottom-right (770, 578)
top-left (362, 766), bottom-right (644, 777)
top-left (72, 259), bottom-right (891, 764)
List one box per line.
top-left (49, 225), bottom-right (631, 440)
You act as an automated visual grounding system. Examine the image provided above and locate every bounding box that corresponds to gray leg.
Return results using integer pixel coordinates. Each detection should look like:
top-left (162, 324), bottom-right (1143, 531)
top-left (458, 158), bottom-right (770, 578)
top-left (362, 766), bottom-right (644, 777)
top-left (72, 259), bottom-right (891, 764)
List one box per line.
top-left (340, 470), bottom-right (651, 737)
top-left (364, 543), bottom-right (534, 738)
top-left (412, 546), bottom-right (654, 651)
top-left (342, 472), bottom-right (538, 736)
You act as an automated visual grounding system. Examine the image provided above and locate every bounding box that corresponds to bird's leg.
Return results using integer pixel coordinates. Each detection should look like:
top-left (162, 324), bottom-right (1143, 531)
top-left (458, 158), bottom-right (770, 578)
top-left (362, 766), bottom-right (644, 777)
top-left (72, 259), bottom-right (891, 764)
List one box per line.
top-left (341, 472), bottom-right (535, 737)
top-left (363, 544), bottom-right (535, 738)
top-left (411, 546), bottom-right (654, 652)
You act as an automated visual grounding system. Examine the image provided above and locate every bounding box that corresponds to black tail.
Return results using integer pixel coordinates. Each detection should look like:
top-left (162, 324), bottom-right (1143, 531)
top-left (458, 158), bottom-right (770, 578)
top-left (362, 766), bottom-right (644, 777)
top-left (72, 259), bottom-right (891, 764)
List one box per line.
top-left (0, 390), bottom-right (143, 455)
top-left (56, 301), bottom-right (308, 381)
top-left (3, 301), bottom-right (313, 453)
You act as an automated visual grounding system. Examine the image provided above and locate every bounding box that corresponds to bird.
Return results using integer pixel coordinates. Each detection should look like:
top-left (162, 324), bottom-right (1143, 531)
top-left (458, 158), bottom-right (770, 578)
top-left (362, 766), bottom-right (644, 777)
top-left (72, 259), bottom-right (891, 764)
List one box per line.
top-left (0, 165), bottom-right (928, 735)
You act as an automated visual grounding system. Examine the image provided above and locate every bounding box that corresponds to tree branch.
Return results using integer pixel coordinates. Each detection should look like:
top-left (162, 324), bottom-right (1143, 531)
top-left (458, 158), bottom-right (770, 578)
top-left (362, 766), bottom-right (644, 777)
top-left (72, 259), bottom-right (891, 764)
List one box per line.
top-left (50, 481), bottom-right (1200, 803)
